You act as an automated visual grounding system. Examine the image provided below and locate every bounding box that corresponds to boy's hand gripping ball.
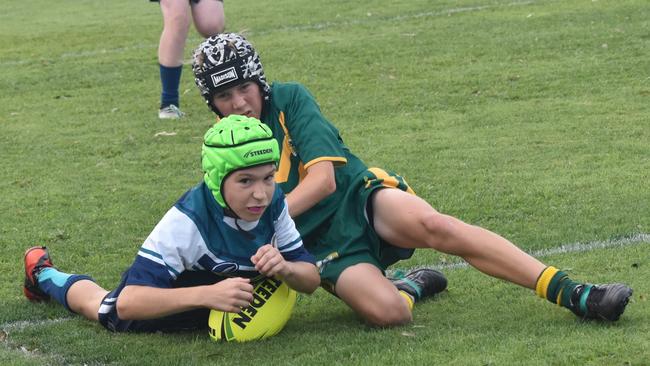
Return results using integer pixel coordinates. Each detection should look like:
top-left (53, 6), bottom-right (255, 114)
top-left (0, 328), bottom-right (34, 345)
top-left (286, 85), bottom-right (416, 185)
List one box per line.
top-left (208, 277), bottom-right (297, 342)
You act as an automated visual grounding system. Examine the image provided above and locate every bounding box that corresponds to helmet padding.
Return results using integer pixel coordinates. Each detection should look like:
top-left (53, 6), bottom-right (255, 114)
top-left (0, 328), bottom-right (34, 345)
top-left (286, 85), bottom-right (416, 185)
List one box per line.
top-left (202, 115), bottom-right (279, 208)
top-left (193, 33), bottom-right (270, 116)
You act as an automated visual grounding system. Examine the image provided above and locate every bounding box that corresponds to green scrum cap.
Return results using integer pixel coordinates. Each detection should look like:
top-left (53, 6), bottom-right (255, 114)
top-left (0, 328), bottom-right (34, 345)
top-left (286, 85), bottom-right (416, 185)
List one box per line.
top-left (202, 115), bottom-right (280, 208)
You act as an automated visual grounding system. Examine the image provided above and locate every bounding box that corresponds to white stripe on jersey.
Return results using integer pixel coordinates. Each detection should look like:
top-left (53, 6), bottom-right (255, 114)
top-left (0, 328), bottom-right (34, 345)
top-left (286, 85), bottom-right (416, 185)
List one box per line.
top-left (137, 250), bottom-right (166, 266)
top-left (135, 194), bottom-right (307, 284)
top-left (141, 206), bottom-right (208, 276)
top-left (281, 241), bottom-right (304, 252)
top-left (274, 202), bottom-right (304, 252)
top-left (223, 216), bottom-right (259, 231)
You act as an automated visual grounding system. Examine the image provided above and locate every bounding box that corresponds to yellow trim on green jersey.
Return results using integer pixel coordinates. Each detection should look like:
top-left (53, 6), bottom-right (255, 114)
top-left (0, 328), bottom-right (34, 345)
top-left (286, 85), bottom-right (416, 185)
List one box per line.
top-left (274, 111), bottom-right (348, 183)
top-left (304, 156), bottom-right (347, 170)
top-left (275, 111), bottom-right (294, 183)
top-left (262, 82), bottom-right (369, 237)
top-left (367, 167), bottom-right (416, 194)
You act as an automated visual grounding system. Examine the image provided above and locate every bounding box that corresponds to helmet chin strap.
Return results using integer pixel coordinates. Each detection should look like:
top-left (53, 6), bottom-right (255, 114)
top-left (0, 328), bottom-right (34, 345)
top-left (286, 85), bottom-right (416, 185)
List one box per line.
top-left (235, 219), bottom-right (255, 240)
top-left (224, 204), bottom-right (256, 241)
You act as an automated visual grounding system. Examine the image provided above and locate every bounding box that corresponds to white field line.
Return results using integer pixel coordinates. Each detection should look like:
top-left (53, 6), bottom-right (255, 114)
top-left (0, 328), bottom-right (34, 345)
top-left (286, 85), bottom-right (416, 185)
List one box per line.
top-left (1, 318), bottom-right (72, 363)
top-left (0, 1), bottom-right (536, 67)
top-left (3, 232), bottom-right (647, 334)
top-left (253, 0), bottom-right (535, 35)
top-left (0, 234), bottom-right (645, 362)
top-left (408, 233), bottom-right (650, 272)
top-left (1, 317), bottom-right (72, 332)
top-left (0, 43), bottom-right (157, 66)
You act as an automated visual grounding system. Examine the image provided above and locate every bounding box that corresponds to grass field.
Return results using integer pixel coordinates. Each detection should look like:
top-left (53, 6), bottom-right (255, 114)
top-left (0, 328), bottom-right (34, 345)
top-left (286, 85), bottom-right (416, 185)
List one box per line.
top-left (1, 0), bottom-right (649, 364)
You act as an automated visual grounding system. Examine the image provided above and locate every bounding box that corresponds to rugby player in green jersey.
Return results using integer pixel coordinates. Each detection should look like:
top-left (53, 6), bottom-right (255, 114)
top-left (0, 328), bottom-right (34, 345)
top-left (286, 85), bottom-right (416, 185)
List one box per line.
top-left (191, 33), bottom-right (632, 326)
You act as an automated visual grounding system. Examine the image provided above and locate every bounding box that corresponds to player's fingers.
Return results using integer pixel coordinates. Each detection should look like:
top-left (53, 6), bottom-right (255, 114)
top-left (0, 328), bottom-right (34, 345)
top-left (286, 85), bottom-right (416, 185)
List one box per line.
top-left (226, 278), bottom-right (253, 293)
top-left (263, 258), bottom-right (280, 273)
top-left (256, 244), bottom-right (272, 255)
top-left (239, 282), bottom-right (254, 294)
top-left (234, 295), bottom-right (252, 308)
top-left (262, 267), bottom-right (278, 277)
top-left (224, 299), bottom-right (249, 313)
top-left (225, 277), bottom-right (250, 285)
top-left (257, 256), bottom-right (283, 276)
top-left (228, 288), bottom-right (253, 307)
top-left (261, 248), bottom-right (282, 264)
top-left (254, 255), bottom-right (272, 272)
top-left (251, 245), bottom-right (273, 264)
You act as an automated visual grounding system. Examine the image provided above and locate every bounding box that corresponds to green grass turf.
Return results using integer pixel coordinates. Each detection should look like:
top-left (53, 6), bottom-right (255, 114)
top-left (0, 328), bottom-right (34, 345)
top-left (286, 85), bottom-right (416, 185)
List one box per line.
top-left (1, 0), bottom-right (648, 364)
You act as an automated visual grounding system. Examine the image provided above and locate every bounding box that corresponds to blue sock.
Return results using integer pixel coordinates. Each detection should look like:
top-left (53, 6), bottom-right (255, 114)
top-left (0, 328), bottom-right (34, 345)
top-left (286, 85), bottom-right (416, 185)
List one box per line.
top-left (37, 268), bottom-right (93, 313)
top-left (159, 64), bottom-right (183, 108)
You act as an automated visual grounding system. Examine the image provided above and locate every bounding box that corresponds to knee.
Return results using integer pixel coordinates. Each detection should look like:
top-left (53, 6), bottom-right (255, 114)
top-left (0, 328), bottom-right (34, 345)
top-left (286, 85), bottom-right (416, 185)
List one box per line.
top-left (361, 296), bottom-right (412, 327)
top-left (420, 212), bottom-right (454, 249)
top-left (195, 21), bottom-right (224, 37)
top-left (193, 11), bottom-right (225, 36)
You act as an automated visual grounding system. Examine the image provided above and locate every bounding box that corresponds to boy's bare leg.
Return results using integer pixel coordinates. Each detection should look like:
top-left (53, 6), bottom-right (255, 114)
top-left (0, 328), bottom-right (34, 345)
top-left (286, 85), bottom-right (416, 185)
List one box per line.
top-left (66, 280), bottom-right (109, 322)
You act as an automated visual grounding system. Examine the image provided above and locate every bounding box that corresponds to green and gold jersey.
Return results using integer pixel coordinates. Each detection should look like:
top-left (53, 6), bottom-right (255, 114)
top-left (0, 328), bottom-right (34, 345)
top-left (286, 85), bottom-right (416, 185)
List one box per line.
top-left (261, 82), bottom-right (367, 237)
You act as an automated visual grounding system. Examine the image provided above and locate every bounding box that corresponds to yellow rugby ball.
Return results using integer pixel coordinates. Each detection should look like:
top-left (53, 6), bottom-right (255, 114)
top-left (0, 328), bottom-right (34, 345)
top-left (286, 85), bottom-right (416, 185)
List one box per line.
top-left (208, 277), bottom-right (297, 342)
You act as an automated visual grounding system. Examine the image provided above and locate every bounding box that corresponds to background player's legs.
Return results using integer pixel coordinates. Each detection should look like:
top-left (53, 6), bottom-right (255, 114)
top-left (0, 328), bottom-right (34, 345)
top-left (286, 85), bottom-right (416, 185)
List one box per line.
top-left (157, 0), bottom-right (191, 117)
top-left (159, 0), bottom-right (191, 67)
top-left (370, 188), bottom-right (632, 320)
top-left (371, 188), bottom-right (545, 287)
top-left (190, 0), bottom-right (225, 37)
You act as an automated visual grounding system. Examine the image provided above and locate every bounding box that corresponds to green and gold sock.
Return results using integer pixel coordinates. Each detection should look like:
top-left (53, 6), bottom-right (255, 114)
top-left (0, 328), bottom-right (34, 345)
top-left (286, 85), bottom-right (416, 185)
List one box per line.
top-left (535, 266), bottom-right (588, 315)
top-left (398, 290), bottom-right (415, 311)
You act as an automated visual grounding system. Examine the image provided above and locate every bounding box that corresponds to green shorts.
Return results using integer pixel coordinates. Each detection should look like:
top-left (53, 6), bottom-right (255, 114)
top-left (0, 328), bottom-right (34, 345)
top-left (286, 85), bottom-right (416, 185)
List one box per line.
top-left (302, 167), bottom-right (416, 294)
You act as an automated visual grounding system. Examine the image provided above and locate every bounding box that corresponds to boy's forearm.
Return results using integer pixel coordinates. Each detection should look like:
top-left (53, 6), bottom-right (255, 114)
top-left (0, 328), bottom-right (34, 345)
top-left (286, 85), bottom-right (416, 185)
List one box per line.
top-left (280, 262), bottom-right (320, 294)
top-left (116, 285), bottom-right (204, 320)
top-left (285, 161), bottom-right (336, 218)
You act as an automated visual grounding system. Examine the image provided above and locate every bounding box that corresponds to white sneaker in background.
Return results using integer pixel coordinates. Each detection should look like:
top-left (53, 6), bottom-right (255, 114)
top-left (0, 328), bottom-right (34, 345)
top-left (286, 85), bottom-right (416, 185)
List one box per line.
top-left (158, 105), bottom-right (185, 119)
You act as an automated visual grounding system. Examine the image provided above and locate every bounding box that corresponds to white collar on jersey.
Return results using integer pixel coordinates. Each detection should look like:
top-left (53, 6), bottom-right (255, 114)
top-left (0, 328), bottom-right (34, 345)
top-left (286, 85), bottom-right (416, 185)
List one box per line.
top-left (222, 216), bottom-right (260, 231)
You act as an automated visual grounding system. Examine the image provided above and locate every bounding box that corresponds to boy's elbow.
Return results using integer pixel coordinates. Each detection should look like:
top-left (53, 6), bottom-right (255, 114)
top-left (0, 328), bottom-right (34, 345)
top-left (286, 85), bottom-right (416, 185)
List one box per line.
top-left (304, 278), bottom-right (320, 295)
top-left (289, 265), bottom-right (320, 294)
top-left (115, 297), bottom-right (135, 320)
top-left (304, 268), bottom-right (321, 294)
top-left (115, 288), bottom-right (140, 320)
top-left (323, 176), bottom-right (337, 196)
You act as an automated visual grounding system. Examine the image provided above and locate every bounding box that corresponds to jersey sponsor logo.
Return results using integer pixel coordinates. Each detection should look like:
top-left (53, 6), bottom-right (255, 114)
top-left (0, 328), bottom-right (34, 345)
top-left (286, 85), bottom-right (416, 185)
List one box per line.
top-left (198, 254), bottom-right (240, 274)
top-left (232, 277), bottom-right (282, 329)
top-left (210, 67), bottom-right (239, 88)
top-left (243, 148), bottom-right (273, 158)
top-left (212, 262), bottom-right (239, 273)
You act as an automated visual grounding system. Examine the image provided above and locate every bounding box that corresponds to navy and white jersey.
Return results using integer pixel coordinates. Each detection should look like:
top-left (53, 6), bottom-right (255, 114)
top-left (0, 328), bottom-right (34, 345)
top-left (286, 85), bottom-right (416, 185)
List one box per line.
top-left (127, 181), bottom-right (314, 289)
top-left (99, 181), bottom-right (315, 330)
